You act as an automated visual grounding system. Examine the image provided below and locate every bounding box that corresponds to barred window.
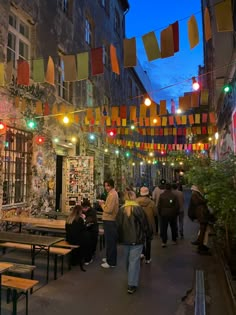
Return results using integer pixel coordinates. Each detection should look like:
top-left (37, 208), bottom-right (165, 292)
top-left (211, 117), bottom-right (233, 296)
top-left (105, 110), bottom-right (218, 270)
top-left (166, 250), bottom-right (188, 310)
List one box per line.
top-left (2, 127), bottom-right (32, 206)
top-left (57, 57), bottom-right (73, 103)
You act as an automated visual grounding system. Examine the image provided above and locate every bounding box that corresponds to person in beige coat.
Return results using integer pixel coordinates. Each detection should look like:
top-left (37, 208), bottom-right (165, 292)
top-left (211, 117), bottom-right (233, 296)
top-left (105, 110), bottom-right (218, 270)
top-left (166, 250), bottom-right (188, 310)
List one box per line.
top-left (136, 187), bottom-right (155, 263)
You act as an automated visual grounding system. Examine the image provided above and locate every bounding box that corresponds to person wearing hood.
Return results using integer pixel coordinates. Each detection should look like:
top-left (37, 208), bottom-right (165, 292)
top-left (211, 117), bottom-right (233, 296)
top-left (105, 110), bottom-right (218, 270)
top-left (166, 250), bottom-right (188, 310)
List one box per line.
top-left (116, 190), bottom-right (151, 294)
top-left (136, 186), bottom-right (155, 263)
top-left (188, 185), bottom-right (210, 254)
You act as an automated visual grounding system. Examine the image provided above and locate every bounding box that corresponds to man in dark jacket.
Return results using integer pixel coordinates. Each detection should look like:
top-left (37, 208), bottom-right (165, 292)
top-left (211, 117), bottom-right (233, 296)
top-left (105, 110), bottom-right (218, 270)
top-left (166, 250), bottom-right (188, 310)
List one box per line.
top-left (158, 183), bottom-right (179, 247)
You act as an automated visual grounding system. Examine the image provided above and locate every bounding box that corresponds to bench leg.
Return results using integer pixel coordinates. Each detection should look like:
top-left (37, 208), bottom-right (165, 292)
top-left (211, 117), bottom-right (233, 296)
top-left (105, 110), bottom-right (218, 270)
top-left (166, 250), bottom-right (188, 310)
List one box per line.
top-left (12, 289), bottom-right (17, 315)
top-left (54, 255), bottom-right (58, 280)
top-left (26, 291), bottom-right (28, 315)
top-left (61, 256), bottom-right (64, 276)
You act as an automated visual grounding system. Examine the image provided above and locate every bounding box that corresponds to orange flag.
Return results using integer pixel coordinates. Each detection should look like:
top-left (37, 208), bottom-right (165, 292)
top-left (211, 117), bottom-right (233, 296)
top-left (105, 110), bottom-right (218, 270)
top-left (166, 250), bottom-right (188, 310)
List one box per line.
top-left (110, 44), bottom-right (120, 74)
top-left (111, 107), bottom-right (119, 120)
top-left (215, 0), bottom-right (233, 32)
top-left (142, 31), bottom-right (161, 61)
top-left (161, 26), bottom-right (174, 58)
top-left (200, 89), bottom-right (209, 105)
top-left (159, 100), bottom-right (167, 115)
top-left (204, 8), bottom-right (212, 41)
top-left (123, 38), bottom-right (136, 67)
top-left (17, 60), bottom-right (29, 86)
top-left (191, 92), bottom-right (199, 108)
top-left (139, 104), bottom-right (146, 118)
top-left (188, 15), bottom-right (199, 49)
top-left (45, 56), bottom-right (55, 85)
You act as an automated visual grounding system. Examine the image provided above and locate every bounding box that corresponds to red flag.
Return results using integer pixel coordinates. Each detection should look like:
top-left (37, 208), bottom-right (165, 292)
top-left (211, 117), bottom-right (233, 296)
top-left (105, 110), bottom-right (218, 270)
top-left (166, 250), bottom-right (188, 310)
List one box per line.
top-left (91, 47), bottom-right (104, 75)
top-left (17, 60), bottom-right (29, 86)
top-left (171, 99), bottom-right (175, 114)
top-left (171, 21), bottom-right (179, 53)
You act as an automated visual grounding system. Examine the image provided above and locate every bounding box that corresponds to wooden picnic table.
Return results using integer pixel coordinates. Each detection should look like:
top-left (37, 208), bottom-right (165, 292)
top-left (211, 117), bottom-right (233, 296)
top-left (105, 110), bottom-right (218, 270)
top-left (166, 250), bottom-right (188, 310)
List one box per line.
top-left (0, 262), bottom-right (13, 315)
top-left (1, 216), bottom-right (65, 232)
top-left (0, 232), bottom-right (63, 283)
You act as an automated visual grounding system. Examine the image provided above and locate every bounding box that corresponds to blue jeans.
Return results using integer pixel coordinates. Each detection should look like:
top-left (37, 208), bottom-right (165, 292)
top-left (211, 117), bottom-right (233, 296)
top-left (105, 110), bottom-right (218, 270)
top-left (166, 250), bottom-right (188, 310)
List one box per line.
top-left (124, 244), bottom-right (143, 287)
top-left (103, 221), bottom-right (117, 266)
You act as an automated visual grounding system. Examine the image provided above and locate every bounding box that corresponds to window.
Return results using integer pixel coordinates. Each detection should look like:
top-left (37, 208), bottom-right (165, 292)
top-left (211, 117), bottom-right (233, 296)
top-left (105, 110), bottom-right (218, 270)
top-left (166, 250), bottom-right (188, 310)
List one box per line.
top-left (114, 9), bottom-right (120, 34)
top-left (58, 0), bottom-right (73, 19)
top-left (7, 11), bottom-right (30, 68)
top-left (85, 18), bottom-right (93, 46)
top-left (2, 127), bottom-right (32, 206)
top-left (57, 57), bottom-right (73, 103)
top-left (103, 44), bottom-right (109, 67)
top-left (99, 0), bottom-right (110, 15)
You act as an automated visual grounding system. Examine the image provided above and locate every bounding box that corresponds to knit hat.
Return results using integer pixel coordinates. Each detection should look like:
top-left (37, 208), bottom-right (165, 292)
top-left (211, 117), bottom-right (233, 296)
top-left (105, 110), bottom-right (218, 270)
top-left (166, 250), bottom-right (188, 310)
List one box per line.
top-left (140, 186), bottom-right (149, 196)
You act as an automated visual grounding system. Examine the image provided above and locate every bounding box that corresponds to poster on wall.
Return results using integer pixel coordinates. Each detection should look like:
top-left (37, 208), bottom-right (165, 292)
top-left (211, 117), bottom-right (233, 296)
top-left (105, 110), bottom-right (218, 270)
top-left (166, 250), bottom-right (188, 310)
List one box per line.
top-left (65, 156), bottom-right (95, 212)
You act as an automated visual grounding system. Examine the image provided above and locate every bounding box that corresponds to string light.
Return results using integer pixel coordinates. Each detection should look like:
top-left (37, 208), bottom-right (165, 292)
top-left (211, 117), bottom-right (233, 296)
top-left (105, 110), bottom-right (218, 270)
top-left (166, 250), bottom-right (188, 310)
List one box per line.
top-left (192, 77), bottom-right (200, 91)
top-left (63, 116), bottom-right (69, 124)
top-left (144, 97), bottom-right (151, 106)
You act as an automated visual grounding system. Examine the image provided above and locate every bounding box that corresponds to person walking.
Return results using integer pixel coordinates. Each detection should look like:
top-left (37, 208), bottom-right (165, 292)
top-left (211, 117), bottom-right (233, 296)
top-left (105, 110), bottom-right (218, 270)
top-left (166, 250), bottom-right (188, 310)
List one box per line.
top-left (172, 183), bottom-right (185, 239)
top-left (98, 179), bottom-right (119, 268)
top-left (152, 183), bottom-right (165, 234)
top-left (188, 185), bottom-right (210, 254)
top-left (116, 190), bottom-right (151, 294)
top-left (158, 183), bottom-right (179, 247)
top-left (136, 186), bottom-right (155, 263)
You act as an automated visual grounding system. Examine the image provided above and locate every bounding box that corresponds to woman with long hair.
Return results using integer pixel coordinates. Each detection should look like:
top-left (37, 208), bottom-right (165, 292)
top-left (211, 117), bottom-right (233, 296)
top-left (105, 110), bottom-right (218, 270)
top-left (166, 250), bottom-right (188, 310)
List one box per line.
top-left (65, 205), bottom-right (87, 270)
top-left (116, 190), bottom-right (151, 294)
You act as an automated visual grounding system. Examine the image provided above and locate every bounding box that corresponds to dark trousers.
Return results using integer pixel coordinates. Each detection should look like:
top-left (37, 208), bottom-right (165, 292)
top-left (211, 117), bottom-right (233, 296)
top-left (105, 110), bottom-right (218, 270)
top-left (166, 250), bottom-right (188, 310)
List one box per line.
top-left (84, 230), bottom-right (98, 262)
top-left (154, 215), bottom-right (159, 234)
top-left (103, 220), bottom-right (117, 266)
top-left (160, 216), bottom-right (177, 244)
top-left (142, 239), bottom-right (152, 260)
top-left (198, 223), bottom-right (208, 247)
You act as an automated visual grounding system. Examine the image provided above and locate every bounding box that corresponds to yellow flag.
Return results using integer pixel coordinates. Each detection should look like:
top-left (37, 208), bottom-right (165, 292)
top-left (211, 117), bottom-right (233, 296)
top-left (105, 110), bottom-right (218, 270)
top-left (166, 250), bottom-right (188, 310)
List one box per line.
top-left (188, 15), bottom-right (199, 49)
top-left (123, 38), bottom-right (136, 68)
top-left (142, 31), bottom-right (161, 61)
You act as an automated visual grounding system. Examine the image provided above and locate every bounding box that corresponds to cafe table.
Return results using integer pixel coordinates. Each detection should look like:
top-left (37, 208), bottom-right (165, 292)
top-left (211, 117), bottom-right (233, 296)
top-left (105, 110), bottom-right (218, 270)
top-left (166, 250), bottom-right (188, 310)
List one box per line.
top-left (0, 232), bottom-right (63, 283)
top-left (0, 262), bottom-right (13, 315)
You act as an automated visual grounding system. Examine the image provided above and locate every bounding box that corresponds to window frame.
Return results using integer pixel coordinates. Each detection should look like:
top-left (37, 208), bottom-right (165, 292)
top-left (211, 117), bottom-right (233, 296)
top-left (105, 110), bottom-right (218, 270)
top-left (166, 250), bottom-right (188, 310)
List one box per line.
top-left (7, 10), bottom-right (31, 68)
top-left (2, 126), bottom-right (32, 207)
top-left (57, 56), bottom-right (73, 103)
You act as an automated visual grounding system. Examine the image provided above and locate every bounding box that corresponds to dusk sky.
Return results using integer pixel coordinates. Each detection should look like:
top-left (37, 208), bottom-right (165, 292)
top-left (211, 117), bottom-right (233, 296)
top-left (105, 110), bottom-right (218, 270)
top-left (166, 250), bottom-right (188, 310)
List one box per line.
top-left (126, 0), bottom-right (204, 108)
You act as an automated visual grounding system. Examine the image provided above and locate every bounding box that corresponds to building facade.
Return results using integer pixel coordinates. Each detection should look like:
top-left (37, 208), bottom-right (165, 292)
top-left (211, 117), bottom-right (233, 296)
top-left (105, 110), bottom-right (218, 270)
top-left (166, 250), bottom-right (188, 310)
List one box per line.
top-left (0, 0), bottom-right (153, 214)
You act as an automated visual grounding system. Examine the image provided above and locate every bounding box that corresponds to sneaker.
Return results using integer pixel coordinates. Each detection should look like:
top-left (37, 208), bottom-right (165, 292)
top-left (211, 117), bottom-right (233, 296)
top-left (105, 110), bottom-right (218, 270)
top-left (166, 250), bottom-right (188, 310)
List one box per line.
top-left (145, 259), bottom-right (152, 264)
top-left (140, 254), bottom-right (145, 260)
top-left (84, 259), bottom-right (93, 266)
top-left (162, 243), bottom-right (167, 248)
top-left (127, 286), bottom-right (137, 294)
top-left (102, 258), bottom-right (107, 263)
top-left (101, 262), bottom-right (116, 268)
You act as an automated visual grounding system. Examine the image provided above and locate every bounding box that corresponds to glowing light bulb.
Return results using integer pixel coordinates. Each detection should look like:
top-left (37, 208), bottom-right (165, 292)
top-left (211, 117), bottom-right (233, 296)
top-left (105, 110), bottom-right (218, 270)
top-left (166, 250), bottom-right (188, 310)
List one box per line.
top-left (144, 97), bottom-right (151, 106)
top-left (63, 116), bottom-right (69, 124)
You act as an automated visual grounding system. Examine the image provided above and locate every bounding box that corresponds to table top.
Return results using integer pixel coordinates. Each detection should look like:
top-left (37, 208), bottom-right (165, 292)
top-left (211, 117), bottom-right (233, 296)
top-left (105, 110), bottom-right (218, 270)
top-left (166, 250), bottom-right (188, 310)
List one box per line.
top-left (33, 221), bottom-right (66, 229)
top-left (0, 231), bottom-right (64, 247)
top-left (1, 216), bottom-right (65, 226)
top-left (0, 262), bottom-right (13, 274)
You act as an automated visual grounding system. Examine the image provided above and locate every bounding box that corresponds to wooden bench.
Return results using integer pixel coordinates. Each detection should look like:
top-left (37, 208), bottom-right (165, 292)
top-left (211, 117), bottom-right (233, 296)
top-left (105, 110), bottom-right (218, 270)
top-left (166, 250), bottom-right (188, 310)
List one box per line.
top-left (0, 242), bottom-right (71, 280)
top-left (53, 240), bottom-right (79, 249)
top-left (2, 275), bottom-right (38, 315)
top-left (25, 225), bottom-right (66, 236)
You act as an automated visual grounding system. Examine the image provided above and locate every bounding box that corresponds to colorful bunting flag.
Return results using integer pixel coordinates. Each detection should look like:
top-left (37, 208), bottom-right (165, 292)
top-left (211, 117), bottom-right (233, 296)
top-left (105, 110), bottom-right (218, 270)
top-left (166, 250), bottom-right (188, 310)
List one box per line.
top-left (171, 21), bottom-right (179, 53)
top-left (77, 52), bottom-right (89, 81)
top-left (17, 60), bottom-right (29, 86)
top-left (161, 25), bottom-right (174, 58)
top-left (204, 8), bottom-right (212, 41)
top-left (188, 15), bottom-right (199, 49)
top-left (62, 55), bottom-right (77, 81)
top-left (91, 47), bottom-right (104, 75)
top-left (124, 38), bottom-right (137, 67)
top-left (33, 59), bottom-right (45, 83)
top-left (45, 56), bottom-right (55, 85)
top-left (110, 44), bottom-right (120, 74)
top-left (142, 31), bottom-right (161, 61)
